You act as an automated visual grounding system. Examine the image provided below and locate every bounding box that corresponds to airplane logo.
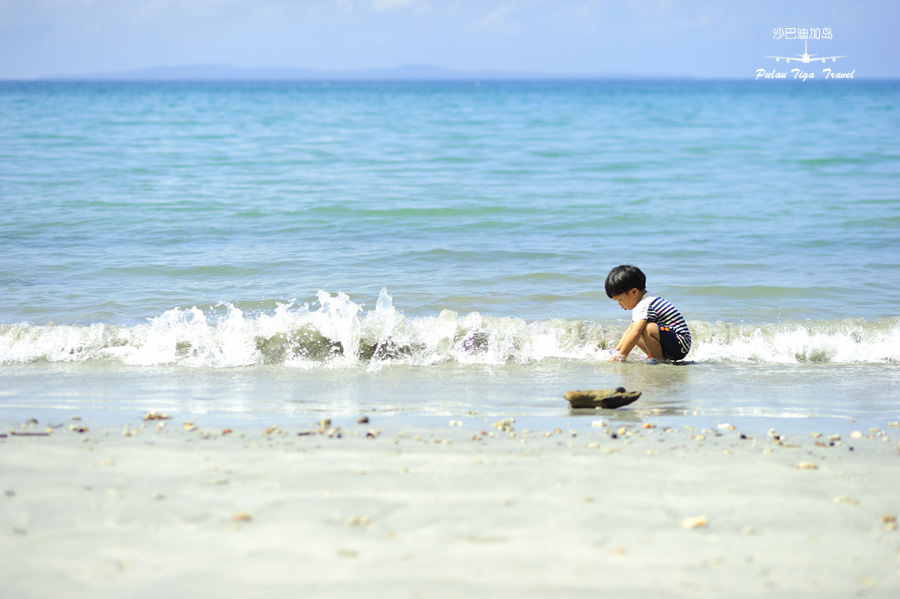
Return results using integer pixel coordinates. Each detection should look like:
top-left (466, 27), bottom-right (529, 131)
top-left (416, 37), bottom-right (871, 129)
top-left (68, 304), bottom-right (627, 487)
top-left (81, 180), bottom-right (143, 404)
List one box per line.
top-left (766, 39), bottom-right (844, 64)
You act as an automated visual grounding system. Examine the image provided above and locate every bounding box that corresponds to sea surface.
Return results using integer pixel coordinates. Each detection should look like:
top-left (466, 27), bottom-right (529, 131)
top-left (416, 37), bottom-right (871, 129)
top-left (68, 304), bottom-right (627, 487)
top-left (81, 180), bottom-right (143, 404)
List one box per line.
top-left (1, 80), bottom-right (898, 431)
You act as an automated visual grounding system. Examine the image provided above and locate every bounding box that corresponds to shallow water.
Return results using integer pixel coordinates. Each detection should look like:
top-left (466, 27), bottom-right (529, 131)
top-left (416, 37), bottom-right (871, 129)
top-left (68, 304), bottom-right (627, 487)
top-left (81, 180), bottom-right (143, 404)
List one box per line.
top-left (3, 359), bottom-right (899, 435)
top-left (1, 80), bottom-right (898, 428)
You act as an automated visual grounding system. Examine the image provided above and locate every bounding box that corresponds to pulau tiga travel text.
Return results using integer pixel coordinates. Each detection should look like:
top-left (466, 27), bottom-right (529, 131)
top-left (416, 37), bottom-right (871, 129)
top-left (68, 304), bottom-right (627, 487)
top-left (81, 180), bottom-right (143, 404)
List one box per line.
top-left (756, 67), bottom-right (855, 81)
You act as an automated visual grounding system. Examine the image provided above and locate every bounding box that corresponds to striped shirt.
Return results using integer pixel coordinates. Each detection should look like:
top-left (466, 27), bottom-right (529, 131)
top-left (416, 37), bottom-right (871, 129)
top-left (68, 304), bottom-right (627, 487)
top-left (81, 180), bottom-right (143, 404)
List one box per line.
top-left (632, 295), bottom-right (691, 354)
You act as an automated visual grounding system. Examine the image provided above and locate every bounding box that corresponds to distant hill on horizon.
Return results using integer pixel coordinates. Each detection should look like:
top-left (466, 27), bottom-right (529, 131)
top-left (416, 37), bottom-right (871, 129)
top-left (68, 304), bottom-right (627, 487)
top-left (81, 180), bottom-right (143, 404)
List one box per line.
top-left (38, 63), bottom-right (688, 81)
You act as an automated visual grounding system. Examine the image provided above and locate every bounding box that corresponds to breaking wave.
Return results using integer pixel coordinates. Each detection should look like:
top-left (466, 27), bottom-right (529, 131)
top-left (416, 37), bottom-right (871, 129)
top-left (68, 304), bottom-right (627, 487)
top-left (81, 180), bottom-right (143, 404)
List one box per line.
top-left (1, 289), bottom-right (898, 368)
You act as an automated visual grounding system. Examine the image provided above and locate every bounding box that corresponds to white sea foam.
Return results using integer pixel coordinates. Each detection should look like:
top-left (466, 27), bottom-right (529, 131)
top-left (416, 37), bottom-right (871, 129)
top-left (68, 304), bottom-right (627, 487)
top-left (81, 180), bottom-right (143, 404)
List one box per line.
top-left (1, 289), bottom-right (898, 367)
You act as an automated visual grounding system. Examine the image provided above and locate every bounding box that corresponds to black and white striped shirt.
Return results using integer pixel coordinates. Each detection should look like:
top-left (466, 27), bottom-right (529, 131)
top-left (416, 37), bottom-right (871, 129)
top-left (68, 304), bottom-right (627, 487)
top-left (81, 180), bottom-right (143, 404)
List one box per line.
top-left (632, 295), bottom-right (691, 353)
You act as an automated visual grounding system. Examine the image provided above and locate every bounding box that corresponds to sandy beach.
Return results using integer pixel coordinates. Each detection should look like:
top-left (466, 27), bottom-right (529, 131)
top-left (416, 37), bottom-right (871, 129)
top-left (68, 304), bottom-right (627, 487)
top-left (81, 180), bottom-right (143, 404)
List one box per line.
top-left (2, 415), bottom-right (899, 598)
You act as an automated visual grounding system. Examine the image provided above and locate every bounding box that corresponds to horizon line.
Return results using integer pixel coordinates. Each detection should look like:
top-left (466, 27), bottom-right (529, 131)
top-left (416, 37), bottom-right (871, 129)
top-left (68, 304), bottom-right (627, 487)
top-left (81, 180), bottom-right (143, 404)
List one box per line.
top-left (19, 63), bottom-right (699, 82)
top-left (3, 62), bottom-right (891, 83)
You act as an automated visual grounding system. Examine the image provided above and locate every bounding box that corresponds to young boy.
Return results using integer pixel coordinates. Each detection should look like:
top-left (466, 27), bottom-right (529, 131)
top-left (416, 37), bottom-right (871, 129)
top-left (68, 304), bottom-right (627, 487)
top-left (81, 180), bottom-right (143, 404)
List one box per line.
top-left (605, 264), bottom-right (691, 362)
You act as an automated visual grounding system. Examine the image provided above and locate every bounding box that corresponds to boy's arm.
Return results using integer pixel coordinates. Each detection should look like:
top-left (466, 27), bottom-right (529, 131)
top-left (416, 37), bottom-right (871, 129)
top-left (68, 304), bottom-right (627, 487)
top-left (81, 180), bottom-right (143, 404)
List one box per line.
top-left (612, 319), bottom-right (648, 361)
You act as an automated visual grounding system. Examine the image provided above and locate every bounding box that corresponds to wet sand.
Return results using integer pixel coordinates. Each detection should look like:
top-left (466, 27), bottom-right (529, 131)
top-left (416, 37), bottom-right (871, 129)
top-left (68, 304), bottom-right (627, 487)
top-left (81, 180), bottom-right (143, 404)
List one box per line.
top-left (2, 416), bottom-right (899, 598)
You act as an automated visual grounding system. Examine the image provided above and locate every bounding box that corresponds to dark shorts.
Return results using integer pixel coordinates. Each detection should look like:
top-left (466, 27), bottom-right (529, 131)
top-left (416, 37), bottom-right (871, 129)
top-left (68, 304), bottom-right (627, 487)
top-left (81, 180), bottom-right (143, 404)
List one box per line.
top-left (658, 325), bottom-right (690, 361)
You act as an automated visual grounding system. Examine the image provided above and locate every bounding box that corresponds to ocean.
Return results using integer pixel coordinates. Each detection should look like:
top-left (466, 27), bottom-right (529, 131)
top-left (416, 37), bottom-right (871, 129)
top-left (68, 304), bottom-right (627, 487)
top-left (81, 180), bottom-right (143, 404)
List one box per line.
top-left (1, 80), bottom-right (898, 431)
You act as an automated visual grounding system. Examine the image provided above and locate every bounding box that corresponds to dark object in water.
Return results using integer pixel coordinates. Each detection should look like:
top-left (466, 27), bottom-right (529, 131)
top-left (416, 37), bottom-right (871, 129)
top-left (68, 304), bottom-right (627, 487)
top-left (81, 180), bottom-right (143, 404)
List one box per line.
top-left (564, 387), bottom-right (641, 410)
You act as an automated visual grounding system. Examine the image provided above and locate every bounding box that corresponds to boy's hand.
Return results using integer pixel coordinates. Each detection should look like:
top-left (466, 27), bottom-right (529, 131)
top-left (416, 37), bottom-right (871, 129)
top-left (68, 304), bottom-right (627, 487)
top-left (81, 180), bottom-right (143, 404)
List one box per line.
top-left (608, 349), bottom-right (625, 362)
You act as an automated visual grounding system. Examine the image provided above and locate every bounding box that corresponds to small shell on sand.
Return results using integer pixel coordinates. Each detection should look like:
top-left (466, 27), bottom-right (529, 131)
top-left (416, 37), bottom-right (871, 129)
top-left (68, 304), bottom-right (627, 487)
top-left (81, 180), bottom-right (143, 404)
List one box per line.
top-left (492, 419), bottom-right (515, 433)
top-left (796, 462), bottom-right (819, 470)
top-left (833, 495), bottom-right (859, 506)
top-left (143, 411), bottom-right (171, 421)
top-left (232, 512), bottom-right (252, 522)
top-left (682, 516), bottom-right (708, 529)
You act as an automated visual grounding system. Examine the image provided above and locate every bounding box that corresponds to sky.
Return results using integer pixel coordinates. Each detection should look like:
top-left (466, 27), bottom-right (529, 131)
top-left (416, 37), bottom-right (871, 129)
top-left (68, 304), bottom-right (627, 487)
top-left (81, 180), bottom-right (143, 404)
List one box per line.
top-left (1, 0), bottom-right (897, 79)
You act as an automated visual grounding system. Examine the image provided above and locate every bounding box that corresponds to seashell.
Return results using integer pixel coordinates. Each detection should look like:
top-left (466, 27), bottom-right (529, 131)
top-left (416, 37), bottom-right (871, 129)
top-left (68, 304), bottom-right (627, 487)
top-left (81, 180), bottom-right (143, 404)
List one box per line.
top-left (681, 516), bottom-right (708, 529)
top-left (232, 512), bottom-right (252, 522)
top-left (143, 411), bottom-right (171, 421)
top-left (795, 462), bottom-right (819, 470)
top-left (833, 495), bottom-right (859, 506)
top-left (346, 515), bottom-right (372, 526)
top-left (564, 388), bottom-right (641, 410)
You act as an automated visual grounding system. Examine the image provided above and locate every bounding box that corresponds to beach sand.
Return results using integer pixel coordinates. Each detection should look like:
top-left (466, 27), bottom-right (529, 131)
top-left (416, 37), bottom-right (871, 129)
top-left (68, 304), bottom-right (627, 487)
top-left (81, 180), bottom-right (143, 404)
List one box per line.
top-left (2, 416), bottom-right (899, 598)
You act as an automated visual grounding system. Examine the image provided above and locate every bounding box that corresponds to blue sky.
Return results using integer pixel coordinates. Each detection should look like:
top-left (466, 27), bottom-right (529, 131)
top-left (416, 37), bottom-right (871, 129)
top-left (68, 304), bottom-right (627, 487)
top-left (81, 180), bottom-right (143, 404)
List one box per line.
top-left (1, 0), bottom-right (897, 79)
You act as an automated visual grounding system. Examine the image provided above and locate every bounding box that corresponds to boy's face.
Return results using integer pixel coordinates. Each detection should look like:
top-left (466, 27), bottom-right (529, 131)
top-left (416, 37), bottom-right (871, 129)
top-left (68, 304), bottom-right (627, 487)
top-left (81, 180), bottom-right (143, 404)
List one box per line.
top-left (611, 288), bottom-right (642, 311)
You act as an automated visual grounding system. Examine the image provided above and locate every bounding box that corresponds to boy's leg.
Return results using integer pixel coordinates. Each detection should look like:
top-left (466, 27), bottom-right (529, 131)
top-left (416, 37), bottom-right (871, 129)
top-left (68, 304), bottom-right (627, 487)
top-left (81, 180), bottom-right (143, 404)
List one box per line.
top-left (636, 322), bottom-right (664, 359)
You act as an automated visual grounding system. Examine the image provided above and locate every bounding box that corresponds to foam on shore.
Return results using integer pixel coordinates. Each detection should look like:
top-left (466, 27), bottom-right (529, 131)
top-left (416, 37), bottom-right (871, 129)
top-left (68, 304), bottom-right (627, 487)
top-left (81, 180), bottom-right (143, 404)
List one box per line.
top-left (3, 289), bottom-right (898, 367)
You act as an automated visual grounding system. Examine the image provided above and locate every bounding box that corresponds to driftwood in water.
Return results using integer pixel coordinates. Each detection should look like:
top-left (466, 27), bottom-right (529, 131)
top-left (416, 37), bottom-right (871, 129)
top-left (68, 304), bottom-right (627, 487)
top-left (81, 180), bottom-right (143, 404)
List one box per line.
top-left (564, 387), bottom-right (641, 410)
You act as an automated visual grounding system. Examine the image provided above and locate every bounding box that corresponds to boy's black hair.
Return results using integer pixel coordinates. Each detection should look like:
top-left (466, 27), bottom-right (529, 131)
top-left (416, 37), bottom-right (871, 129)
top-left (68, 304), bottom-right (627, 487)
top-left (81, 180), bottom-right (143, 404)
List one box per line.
top-left (605, 265), bottom-right (646, 298)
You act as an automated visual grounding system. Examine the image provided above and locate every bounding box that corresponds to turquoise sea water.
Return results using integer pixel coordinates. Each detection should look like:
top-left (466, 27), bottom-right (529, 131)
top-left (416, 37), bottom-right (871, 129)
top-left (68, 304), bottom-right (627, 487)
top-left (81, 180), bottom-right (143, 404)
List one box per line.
top-left (1, 80), bottom-right (899, 428)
